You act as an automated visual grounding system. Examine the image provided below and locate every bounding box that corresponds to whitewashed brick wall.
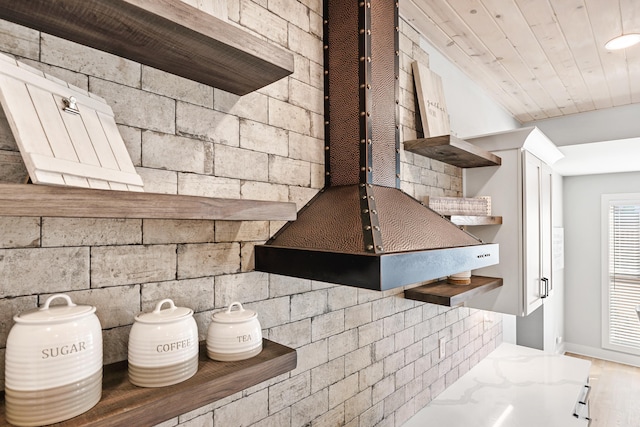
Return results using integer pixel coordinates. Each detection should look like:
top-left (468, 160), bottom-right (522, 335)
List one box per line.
top-left (0, 1), bottom-right (501, 426)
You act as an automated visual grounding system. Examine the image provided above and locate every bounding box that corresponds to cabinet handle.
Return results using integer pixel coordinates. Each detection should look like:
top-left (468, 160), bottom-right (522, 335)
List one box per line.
top-left (541, 277), bottom-right (549, 298)
top-left (578, 384), bottom-right (591, 405)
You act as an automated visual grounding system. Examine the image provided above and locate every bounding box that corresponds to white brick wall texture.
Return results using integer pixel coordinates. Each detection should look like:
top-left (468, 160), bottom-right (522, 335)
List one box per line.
top-left (0, 3), bottom-right (501, 426)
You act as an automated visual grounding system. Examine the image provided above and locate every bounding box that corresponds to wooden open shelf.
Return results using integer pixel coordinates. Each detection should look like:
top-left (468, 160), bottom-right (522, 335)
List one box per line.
top-left (449, 215), bottom-right (503, 226)
top-left (0, 184), bottom-right (297, 221)
top-left (404, 135), bottom-right (501, 168)
top-left (0, 0), bottom-right (294, 95)
top-left (0, 339), bottom-right (296, 427)
top-left (405, 275), bottom-right (503, 307)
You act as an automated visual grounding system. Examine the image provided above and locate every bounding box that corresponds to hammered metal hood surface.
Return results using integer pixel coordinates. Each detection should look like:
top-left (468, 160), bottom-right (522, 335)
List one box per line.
top-left (254, 0), bottom-right (498, 291)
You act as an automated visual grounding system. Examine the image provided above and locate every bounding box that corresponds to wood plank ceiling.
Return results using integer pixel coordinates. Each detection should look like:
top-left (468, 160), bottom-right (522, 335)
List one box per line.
top-left (401, 0), bottom-right (640, 123)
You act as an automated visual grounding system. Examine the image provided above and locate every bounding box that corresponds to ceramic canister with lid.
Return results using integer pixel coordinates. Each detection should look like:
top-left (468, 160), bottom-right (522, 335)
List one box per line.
top-left (206, 302), bottom-right (262, 361)
top-left (128, 298), bottom-right (199, 387)
top-left (4, 294), bottom-right (103, 427)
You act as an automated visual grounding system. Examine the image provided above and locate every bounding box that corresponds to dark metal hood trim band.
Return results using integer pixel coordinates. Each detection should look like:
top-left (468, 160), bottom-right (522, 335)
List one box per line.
top-left (256, 243), bottom-right (499, 291)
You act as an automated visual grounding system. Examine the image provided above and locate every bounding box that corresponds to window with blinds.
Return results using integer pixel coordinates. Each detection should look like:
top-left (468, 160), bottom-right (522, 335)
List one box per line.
top-left (602, 194), bottom-right (640, 355)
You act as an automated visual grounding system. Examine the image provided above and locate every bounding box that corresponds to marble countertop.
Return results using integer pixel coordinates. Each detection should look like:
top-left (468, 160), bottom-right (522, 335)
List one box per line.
top-left (403, 343), bottom-right (591, 427)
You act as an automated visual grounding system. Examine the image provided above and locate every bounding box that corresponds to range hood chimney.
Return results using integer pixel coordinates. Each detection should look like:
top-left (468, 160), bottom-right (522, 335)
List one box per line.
top-left (255, 0), bottom-right (498, 291)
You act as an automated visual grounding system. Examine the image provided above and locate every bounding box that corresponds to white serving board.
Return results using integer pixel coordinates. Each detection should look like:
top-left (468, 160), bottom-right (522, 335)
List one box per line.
top-left (0, 52), bottom-right (143, 191)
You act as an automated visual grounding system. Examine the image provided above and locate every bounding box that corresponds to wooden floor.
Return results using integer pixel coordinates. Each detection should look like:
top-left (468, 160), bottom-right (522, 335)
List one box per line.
top-left (566, 353), bottom-right (640, 427)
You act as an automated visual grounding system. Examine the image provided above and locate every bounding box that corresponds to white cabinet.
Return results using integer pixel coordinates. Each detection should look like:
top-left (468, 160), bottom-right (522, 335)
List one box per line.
top-left (523, 151), bottom-right (553, 313)
top-left (462, 127), bottom-right (562, 316)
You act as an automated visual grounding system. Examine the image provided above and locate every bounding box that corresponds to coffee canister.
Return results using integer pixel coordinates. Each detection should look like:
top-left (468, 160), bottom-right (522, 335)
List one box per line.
top-left (128, 298), bottom-right (199, 387)
top-left (4, 294), bottom-right (103, 427)
top-left (206, 302), bottom-right (262, 361)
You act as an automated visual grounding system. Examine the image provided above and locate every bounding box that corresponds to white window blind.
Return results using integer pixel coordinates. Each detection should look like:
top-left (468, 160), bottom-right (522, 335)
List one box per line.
top-left (602, 195), bottom-right (640, 355)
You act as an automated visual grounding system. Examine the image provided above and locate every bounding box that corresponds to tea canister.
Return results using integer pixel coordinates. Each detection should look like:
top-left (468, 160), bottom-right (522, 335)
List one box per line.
top-left (5, 294), bottom-right (103, 427)
top-left (206, 302), bottom-right (262, 361)
top-left (128, 298), bottom-right (199, 388)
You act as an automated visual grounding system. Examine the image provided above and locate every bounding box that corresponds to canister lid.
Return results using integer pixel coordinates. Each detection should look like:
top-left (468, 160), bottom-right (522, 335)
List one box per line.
top-left (211, 302), bottom-right (257, 324)
top-left (13, 294), bottom-right (96, 324)
top-left (135, 299), bottom-right (193, 324)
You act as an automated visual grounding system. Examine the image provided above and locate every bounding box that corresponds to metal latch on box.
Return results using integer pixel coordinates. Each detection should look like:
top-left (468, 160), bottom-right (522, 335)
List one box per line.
top-left (62, 96), bottom-right (80, 115)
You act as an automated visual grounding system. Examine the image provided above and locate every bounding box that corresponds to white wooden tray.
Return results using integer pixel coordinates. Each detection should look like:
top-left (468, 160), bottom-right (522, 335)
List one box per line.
top-left (0, 53), bottom-right (143, 191)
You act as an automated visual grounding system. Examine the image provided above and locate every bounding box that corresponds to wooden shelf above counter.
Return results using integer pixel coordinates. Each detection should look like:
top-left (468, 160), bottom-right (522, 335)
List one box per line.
top-left (0, 340), bottom-right (297, 427)
top-left (0, 184), bottom-right (297, 221)
top-left (0, 0), bottom-right (294, 95)
top-left (404, 135), bottom-right (501, 168)
top-left (405, 276), bottom-right (503, 307)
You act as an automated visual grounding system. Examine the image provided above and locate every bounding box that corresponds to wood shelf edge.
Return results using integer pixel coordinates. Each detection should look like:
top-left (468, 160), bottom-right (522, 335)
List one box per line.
top-left (404, 135), bottom-right (502, 168)
top-left (0, 184), bottom-right (297, 221)
top-left (0, 339), bottom-right (297, 427)
top-left (0, 0), bottom-right (294, 95)
top-left (404, 276), bottom-right (503, 307)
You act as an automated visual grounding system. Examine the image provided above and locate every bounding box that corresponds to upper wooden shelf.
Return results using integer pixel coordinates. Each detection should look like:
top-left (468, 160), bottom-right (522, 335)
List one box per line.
top-left (0, 184), bottom-right (297, 221)
top-left (404, 135), bottom-right (502, 168)
top-left (405, 275), bottom-right (503, 307)
top-left (0, 0), bottom-right (294, 95)
top-left (0, 339), bottom-right (297, 427)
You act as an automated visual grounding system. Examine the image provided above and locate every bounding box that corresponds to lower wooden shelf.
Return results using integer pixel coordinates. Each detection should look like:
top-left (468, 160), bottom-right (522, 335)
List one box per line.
top-left (404, 275), bottom-right (503, 307)
top-left (0, 339), bottom-right (297, 427)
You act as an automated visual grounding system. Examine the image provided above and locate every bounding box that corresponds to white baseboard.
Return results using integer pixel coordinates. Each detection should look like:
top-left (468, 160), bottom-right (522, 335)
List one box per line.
top-left (563, 342), bottom-right (640, 367)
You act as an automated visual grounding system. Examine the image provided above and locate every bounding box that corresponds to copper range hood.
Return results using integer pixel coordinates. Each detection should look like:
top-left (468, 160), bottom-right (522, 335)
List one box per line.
top-left (255, 0), bottom-right (498, 291)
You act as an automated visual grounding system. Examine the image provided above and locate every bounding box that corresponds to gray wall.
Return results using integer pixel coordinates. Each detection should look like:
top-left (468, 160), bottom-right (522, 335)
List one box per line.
top-left (563, 171), bottom-right (640, 366)
top-left (531, 103), bottom-right (640, 146)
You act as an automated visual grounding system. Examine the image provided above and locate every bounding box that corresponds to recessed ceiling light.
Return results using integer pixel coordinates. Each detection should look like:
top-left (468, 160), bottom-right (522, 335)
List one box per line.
top-left (605, 33), bottom-right (640, 50)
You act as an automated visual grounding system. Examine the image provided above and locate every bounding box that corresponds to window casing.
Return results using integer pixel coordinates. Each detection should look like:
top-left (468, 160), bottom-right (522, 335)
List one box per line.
top-left (602, 194), bottom-right (640, 355)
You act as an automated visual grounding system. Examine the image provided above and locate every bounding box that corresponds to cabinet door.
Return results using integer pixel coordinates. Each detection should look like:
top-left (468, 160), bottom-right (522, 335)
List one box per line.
top-left (540, 162), bottom-right (553, 297)
top-left (523, 151), bottom-right (543, 314)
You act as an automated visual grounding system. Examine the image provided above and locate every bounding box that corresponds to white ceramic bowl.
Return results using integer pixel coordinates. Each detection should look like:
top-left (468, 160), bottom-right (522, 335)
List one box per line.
top-left (206, 302), bottom-right (262, 361)
top-left (128, 299), bottom-right (199, 387)
top-left (5, 294), bottom-right (103, 426)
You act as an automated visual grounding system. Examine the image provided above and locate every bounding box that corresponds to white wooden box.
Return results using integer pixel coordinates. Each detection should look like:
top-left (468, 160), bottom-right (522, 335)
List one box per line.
top-left (426, 196), bottom-right (491, 216)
